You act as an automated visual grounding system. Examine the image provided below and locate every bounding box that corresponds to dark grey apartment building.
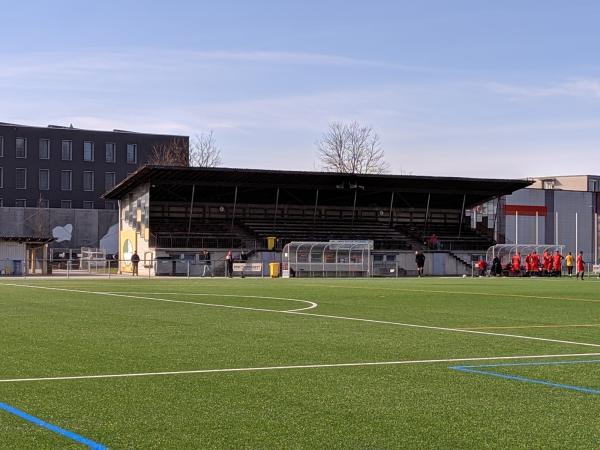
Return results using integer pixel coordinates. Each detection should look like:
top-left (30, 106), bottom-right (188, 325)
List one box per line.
top-left (0, 122), bottom-right (188, 209)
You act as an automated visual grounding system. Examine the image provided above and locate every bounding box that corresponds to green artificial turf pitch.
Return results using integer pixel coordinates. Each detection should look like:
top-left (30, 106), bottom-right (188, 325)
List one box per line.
top-left (0, 277), bottom-right (599, 449)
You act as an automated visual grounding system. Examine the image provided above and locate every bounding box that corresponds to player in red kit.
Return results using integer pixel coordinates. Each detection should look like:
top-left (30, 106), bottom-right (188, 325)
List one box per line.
top-left (531, 250), bottom-right (540, 275)
top-left (543, 250), bottom-right (551, 275)
top-left (576, 251), bottom-right (585, 280)
top-left (524, 253), bottom-right (530, 275)
top-left (553, 250), bottom-right (563, 276)
top-left (511, 252), bottom-right (521, 275)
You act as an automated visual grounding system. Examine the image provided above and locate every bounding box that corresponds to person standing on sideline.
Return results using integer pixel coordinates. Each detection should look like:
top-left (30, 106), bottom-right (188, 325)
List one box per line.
top-left (225, 250), bottom-right (233, 278)
top-left (543, 250), bottom-right (551, 275)
top-left (131, 251), bottom-right (140, 276)
top-left (553, 250), bottom-right (564, 276)
top-left (202, 250), bottom-right (212, 277)
top-left (477, 259), bottom-right (488, 277)
top-left (565, 252), bottom-right (574, 277)
top-left (491, 256), bottom-right (502, 276)
top-left (576, 251), bottom-right (585, 280)
top-left (511, 252), bottom-right (521, 275)
top-left (531, 250), bottom-right (540, 275)
top-left (415, 251), bottom-right (425, 277)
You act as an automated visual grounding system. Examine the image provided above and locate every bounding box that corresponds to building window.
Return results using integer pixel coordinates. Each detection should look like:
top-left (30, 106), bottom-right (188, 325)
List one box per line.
top-left (62, 140), bottom-right (72, 160)
top-left (39, 139), bottom-right (50, 159)
top-left (105, 143), bottom-right (116, 163)
top-left (105, 200), bottom-right (116, 210)
top-left (105, 172), bottom-right (116, 191)
top-left (16, 168), bottom-right (27, 189)
top-left (542, 179), bottom-right (555, 190)
top-left (0, 167), bottom-right (3, 188)
top-left (61, 200), bottom-right (72, 209)
top-left (39, 169), bottom-right (50, 190)
top-left (83, 201), bottom-right (95, 209)
top-left (84, 141), bottom-right (94, 162)
top-left (83, 171), bottom-right (94, 191)
top-left (0, 136), bottom-right (4, 157)
top-left (15, 199), bottom-right (26, 207)
top-left (126, 144), bottom-right (137, 163)
top-left (16, 138), bottom-right (27, 158)
top-left (61, 170), bottom-right (72, 191)
top-left (38, 198), bottom-right (49, 208)
top-left (589, 179), bottom-right (600, 192)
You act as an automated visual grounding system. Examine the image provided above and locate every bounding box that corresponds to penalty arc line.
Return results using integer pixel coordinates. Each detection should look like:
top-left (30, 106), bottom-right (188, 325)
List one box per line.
top-left (103, 291), bottom-right (318, 312)
top-left (3, 283), bottom-right (600, 349)
top-left (1, 353), bottom-right (600, 384)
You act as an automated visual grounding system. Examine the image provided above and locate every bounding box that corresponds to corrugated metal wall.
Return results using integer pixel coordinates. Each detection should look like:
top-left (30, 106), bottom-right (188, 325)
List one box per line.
top-left (504, 189), bottom-right (595, 259)
top-left (504, 189), bottom-right (546, 245)
top-left (0, 242), bottom-right (26, 260)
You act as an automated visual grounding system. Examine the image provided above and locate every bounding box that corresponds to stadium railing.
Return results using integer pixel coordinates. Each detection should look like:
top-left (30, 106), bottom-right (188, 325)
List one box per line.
top-left (0, 257), bottom-right (268, 278)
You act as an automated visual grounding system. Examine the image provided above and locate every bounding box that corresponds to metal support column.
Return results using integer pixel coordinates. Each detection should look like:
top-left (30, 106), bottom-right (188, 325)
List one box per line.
top-left (230, 186), bottom-right (238, 232)
top-left (313, 189), bottom-right (319, 224)
top-left (273, 188), bottom-right (280, 228)
top-left (389, 191), bottom-right (395, 226)
top-left (186, 185), bottom-right (196, 247)
top-left (424, 193), bottom-right (431, 235)
top-left (351, 189), bottom-right (358, 227)
top-left (458, 194), bottom-right (466, 238)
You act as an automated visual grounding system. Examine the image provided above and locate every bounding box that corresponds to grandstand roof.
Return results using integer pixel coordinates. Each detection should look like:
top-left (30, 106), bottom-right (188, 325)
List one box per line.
top-left (104, 166), bottom-right (532, 208)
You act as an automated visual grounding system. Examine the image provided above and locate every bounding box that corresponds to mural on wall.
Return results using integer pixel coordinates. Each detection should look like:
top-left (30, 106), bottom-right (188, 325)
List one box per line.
top-left (52, 224), bottom-right (73, 243)
top-left (99, 223), bottom-right (118, 254)
top-left (119, 183), bottom-right (149, 273)
top-left (122, 187), bottom-right (150, 239)
top-left (122, 239), bottom-right (134, 267)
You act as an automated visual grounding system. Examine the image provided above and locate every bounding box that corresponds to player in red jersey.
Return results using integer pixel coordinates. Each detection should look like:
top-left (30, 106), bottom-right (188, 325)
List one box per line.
top-left (511, 252), bottom-right (521, 275)
top-left (576, 251), bottom-right (585, 280)
top-left (524, 253), bottom-right (531, 275)
top-left (531, 250), bottom-right (540, 275)
top-left (543, 250), bottom-right (551, 275)
top-left (553, 250), bottom-right (564, 276)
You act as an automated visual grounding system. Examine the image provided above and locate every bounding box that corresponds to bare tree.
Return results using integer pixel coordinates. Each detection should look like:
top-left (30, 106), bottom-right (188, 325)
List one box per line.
top-left (189, 131), bottom-right (222, 167)
top-left (147, 138), bottom-right (189, 167)
top-left (317, 121), bottom-right (389, 174)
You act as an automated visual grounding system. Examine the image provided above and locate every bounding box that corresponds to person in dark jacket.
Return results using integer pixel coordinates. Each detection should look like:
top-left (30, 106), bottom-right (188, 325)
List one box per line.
top-left (415, 251), bottom-right (425, 277)
top-left (491, 256), bottom-right (502, 276)
top-left (225, 250), bottom-right (233, 278)
top-left (131, 251), bottom-right (140, 276)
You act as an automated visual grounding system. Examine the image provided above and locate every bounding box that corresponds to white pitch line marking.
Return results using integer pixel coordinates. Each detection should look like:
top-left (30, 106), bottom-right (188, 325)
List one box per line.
top-left (103, 291), bottom-right (318, 312)
top-left (311, 283), bottom-right (600, 304)
top-left (3, 284), bottom-right (600, 349)
top-left (462, 323), bottom-right (600, 330)
top-left (1, 353), bottom-right (599, 384)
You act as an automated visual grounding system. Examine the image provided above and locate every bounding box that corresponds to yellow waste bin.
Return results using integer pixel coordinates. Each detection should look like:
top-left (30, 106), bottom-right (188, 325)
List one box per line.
top-left (269, 262), bottom-right (280, 278)
top-left (267, 236), bottom-right (277, 250)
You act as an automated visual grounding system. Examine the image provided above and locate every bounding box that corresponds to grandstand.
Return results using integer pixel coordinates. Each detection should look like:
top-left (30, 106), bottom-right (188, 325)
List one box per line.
top-left (104, 166), bottom-right (531, 275)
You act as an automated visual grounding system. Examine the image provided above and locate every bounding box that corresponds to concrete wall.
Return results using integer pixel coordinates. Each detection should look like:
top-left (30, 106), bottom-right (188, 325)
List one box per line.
top-left (377, 251), bottom-right (479, 276)
top-left (0, 207), bottom-right (118, 251)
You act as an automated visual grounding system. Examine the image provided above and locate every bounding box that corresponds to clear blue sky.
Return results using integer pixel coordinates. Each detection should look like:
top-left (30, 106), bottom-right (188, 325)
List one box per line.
top-left (2, 0), bottom-right (600, 177)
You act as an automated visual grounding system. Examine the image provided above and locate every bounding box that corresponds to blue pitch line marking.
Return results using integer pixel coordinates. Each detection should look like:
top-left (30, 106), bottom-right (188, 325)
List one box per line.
top-left (0, 402), bottom-right (107, 449)
top-left (449, 359), bottom-right (600, 395)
